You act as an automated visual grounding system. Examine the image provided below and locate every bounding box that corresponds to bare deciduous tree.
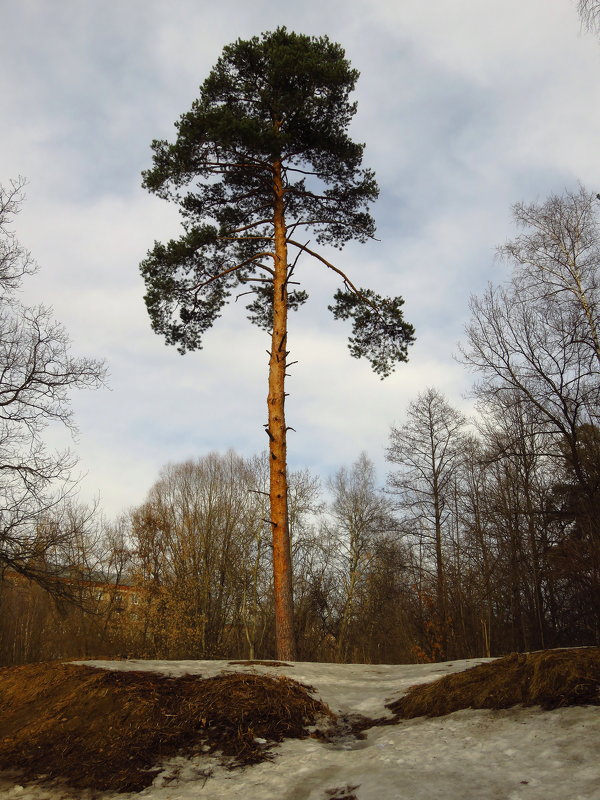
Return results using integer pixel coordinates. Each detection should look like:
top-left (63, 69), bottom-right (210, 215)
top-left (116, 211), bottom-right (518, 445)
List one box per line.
top-left (578, 0), bottom-right (600, 33)
top-left (462, 187), bottom-right (600, 493)
top-left (459, 187), bottom-right (600, 651)
top-left (130, 452), bottom-right (264, 657)
top-left (0, 179), bottom-right (36, 290)
top-left (387, 388), bottom-right (466, 660)
top-left (326, 452), bottom-right (397, 661)
top-left (129, 451), bottom-right (324, 660)
top-left (501, 187), bottom-right (600, 370)
top-left (0, 179), bottom-right (105, 595)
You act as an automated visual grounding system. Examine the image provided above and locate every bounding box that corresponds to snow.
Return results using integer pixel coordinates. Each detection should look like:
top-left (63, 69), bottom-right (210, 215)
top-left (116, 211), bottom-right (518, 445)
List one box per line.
top-left (1, 657), bottom-right (599, 800)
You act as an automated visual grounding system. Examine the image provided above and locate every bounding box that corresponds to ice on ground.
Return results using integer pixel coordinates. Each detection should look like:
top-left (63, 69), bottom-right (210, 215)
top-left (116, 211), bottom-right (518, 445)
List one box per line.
top-left (1, 657), bottom-right (599, 800)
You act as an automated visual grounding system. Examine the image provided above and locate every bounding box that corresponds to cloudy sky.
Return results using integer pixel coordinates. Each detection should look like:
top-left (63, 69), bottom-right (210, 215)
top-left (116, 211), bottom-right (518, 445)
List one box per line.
top-left (1, 0), bottom-right (599, 518)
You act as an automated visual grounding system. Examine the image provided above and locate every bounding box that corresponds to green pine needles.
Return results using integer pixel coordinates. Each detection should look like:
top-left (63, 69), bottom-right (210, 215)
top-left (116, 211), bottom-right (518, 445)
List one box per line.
top-left (140, 27), bottom-right (414, 374)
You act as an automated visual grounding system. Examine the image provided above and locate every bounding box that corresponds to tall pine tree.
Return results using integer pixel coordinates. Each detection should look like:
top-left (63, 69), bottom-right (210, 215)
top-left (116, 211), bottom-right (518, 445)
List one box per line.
top-left (140, 28), bottom-right (415, 659)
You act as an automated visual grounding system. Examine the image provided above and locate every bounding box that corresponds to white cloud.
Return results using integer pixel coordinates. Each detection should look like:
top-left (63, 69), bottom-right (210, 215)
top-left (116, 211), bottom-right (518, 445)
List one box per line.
top-left (1, 0), bottom-right (599, 516)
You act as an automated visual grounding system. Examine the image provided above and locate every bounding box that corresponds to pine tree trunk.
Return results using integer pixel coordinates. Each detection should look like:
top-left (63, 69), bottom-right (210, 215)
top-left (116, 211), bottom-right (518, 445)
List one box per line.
top-left (268, 158), bottom-right (296, 661)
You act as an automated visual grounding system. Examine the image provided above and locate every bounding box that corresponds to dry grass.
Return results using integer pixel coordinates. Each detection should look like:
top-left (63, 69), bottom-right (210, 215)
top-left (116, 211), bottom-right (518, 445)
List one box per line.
top-left (388, 647), bottom-right (600, 719)
top-left (228, 660), bottom-right (293, 667)
top-left (0, 662), bottom-right (333, 793)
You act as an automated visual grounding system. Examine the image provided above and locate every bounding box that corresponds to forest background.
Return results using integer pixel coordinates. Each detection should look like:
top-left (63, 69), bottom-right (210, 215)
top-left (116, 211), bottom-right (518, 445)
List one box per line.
top-left (2, 0), bottom-right (600, 665)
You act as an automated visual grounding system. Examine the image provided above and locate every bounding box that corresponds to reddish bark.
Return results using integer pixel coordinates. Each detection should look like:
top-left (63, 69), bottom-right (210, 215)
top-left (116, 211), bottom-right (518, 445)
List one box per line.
top-left (267, 158), bottom-right (296, 661)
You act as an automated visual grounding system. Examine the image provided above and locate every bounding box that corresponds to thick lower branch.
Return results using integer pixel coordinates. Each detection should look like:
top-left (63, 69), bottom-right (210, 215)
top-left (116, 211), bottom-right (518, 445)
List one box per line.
top-left (191, 252), bottom-right (275, 293)
top-left (287, 239), bottom-right (382, 316)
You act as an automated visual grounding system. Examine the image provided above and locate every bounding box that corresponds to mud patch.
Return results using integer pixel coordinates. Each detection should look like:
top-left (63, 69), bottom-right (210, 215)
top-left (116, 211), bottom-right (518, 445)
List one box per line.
top-left (0, 661), bottom-right (334, 793)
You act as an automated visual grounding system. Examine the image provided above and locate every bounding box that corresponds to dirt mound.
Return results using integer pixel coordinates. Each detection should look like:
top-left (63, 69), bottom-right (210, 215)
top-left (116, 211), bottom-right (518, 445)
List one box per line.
top-left (388, 647), bottom-right (600, 719)
top-left (0, 662), bottom-right (333, 793)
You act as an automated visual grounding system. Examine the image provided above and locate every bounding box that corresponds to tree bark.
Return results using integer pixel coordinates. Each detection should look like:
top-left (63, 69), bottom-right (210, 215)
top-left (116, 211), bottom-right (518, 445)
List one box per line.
top-left (430, 430), bottom-right (447, 661)
top-left (433, 484), bottom-right (447, 660)
top-left (268, 158), bottom-right (297, 661)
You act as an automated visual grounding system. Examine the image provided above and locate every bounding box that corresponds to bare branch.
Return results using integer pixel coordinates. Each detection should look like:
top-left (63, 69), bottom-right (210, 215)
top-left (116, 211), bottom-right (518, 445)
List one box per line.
top-left (287, 239), bottom-right (362, 294)
top-left (578, 0), bottom-right (600, 33)
top-left (221, 219), bottom-right (273, 236)
top-left (191, 252), bottom-right (275, 293)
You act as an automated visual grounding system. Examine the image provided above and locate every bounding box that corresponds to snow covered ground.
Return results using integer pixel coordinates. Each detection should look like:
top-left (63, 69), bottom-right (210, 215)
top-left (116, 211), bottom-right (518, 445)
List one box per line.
top-left (1, 657), bottom-right (599, 800)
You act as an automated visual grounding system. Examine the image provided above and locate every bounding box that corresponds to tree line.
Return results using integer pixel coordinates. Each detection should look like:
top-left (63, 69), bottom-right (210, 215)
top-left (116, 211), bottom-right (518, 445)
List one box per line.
top-left (1, 184), bottom-right (600, 666)
top-left (2, 15), bottom-right (600, 665)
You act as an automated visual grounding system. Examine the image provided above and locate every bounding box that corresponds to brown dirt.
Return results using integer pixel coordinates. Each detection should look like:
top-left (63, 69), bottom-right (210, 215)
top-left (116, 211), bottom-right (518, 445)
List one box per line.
top-left (387, 647), bottom-right (600, 719)
top-left (228, 660), bottom-right (293, 667)
top-left (0, 662), bottom-right (334, 793)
